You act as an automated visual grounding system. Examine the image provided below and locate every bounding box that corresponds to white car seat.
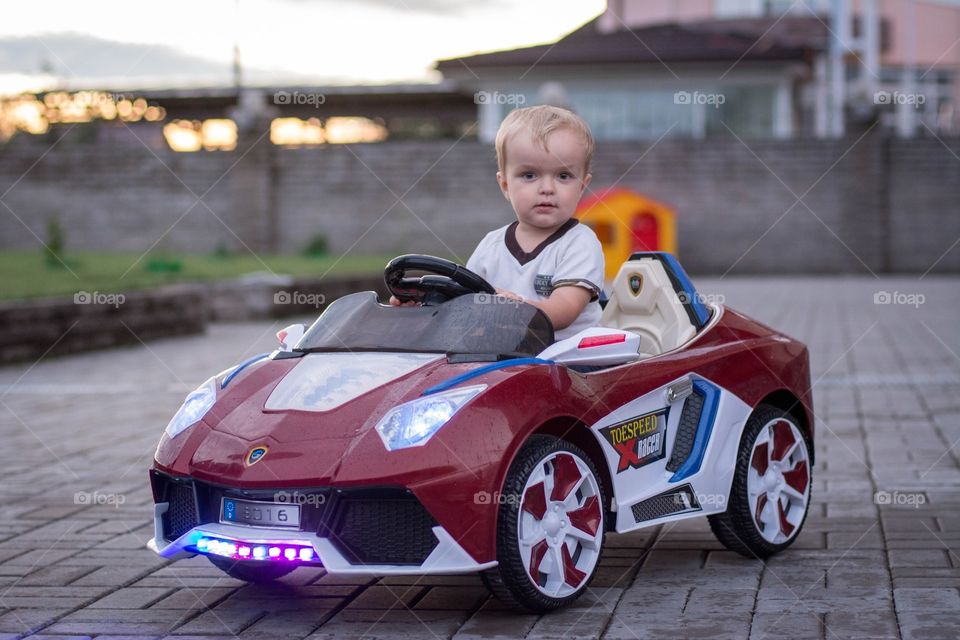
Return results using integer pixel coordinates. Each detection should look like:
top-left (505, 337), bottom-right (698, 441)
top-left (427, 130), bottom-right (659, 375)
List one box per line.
top-left (599, 258), bottom-right (698, 357)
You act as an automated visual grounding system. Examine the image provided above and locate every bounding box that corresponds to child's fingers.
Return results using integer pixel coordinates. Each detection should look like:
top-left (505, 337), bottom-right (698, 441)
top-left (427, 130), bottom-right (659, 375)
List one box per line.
top-left (389, 295), bottom-right (420, 307)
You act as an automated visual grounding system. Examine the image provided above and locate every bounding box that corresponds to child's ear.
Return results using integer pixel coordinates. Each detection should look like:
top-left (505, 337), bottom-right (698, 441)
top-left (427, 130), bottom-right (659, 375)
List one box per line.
top-left (580, 172), bottom-right (593, 195)
top-left (496, 171), bottom-right (510, 200)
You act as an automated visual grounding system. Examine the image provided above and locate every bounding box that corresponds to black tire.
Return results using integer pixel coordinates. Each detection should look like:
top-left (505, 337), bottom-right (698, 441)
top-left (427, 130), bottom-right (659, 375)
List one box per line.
top-left (207, 555), bottom-right (297, 583)
top-left (708, 404), bottom-right (813, 559)
top-left (481, 435), bottom-right (607, 612)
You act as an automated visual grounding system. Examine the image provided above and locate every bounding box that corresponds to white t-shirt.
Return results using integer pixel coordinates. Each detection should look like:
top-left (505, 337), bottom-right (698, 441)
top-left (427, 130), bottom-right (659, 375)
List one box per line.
top-left (466, 219), bottom-right (605, 342)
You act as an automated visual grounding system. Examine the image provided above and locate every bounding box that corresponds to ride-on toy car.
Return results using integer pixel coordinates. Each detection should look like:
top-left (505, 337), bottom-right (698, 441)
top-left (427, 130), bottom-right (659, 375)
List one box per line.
top-left (148, 252), bottom-right (814, 612)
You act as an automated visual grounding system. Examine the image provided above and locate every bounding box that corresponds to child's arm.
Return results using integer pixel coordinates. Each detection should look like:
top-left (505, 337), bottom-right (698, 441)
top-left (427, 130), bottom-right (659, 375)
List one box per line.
top-left (495, 286), bottom-right (592, 331)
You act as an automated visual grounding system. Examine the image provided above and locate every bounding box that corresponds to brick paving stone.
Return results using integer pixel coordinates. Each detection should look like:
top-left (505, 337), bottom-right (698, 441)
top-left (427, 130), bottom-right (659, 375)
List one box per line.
top-left (16, 565), bottom-right (100, 586)
top-left (749, 612), bottom-right (824, 639)
top-left (754, 588), bottom-right (894, 614)
top-left (238, 610), bottom-right (330, 638)
top-left (343, 585), bottom-right (426, 610)
top-left (617, 585), bottom-right (688, 613)
top-left (893, 587), bottom-right (960, 612)
top-left (148, 587), bottom-right (238, 610)
top-left (604, 611), bottom-right (753, 639)
top-left (452, 608), bottom-right (539, 639)
top-left (589, 564), bottom-right (641, 589)
top-left (525, 602), bottom-right (613, 640)
top-left (630, 566), bottom-right (762, 589)
top-left (0, 277), bottom-right (958, 638)
top-left (413, 586), bottom-right (490, 611)
top-left (898, 612), bottom-right (960, 639)
top-left (161, 636), bottom-right (236, 640)
top-left (44, 608), bottom-right (195, 636)
top-left (889, 549), bottom-right (953, 568)
top-left (168, 602), bottom-right (264, 636)
top-left (892, 567), bottom-right (960, 588)
top-left (71, 565), bottom-right (164, 587)
top-left (683, 587), bottom-right (756, 613)
top-left (822, 611), bottom-right (900, 639)
top-left (0, 609), bottom-right (76, 633)
top-left (88, 587), bottom-right (174, 609)
top-left (308, 609), bottom-right (468, 639)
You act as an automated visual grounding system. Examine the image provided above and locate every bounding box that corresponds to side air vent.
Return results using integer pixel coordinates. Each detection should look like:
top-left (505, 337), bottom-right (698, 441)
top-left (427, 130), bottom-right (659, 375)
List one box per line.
top-left (631, 484), bottom-right (701, 524)
top-left (666, 390), bottom-right (705, 472)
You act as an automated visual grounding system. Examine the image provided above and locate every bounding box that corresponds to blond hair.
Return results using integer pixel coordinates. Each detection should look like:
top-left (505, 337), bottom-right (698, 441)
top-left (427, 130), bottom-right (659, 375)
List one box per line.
top-left (494, 105), bottom-right (595, 175)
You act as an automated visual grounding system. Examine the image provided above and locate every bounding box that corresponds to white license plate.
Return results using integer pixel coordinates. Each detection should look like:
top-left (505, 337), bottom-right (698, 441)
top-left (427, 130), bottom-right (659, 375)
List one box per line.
top-left (220, 498), bottom-right (300, 528)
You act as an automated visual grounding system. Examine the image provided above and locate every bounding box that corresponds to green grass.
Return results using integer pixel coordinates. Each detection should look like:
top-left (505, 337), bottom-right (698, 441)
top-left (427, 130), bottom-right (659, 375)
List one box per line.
top-left (0, 250), bottom-right (400, 301)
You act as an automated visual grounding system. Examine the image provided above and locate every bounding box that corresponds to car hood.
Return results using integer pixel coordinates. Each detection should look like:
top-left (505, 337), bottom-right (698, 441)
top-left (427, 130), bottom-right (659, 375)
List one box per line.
top-left (157, 350), bottom-right (566, 486)
top-left (206, 351), bottom-right (450, 443)
top-left (264, 352), bottom-right (443, 412)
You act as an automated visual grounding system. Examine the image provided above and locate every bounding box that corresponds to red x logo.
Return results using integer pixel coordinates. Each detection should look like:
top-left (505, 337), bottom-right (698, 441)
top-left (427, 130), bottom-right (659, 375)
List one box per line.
top-left (614, 439), bottom-right (640, 472)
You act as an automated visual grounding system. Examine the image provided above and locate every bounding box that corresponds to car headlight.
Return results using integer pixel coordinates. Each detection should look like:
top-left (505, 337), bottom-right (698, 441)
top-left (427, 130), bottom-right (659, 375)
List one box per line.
top-left (165, 376), bottom-right (217, 439)
top-left (375, 385), bottom-right (486, 451)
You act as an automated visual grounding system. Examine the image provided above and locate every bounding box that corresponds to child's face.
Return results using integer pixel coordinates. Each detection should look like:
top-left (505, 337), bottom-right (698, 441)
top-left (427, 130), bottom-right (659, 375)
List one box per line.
top-left (497, 127), bottom-right (592, 233)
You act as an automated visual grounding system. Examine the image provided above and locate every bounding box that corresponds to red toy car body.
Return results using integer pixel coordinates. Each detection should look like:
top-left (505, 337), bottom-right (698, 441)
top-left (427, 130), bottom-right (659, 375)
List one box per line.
top-left (148, 252), bottom-right (814, 611)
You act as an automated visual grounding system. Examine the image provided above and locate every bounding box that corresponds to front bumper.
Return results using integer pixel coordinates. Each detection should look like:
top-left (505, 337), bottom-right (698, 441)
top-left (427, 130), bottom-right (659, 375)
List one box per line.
top-left (147, 472), bottom-right (495, 575)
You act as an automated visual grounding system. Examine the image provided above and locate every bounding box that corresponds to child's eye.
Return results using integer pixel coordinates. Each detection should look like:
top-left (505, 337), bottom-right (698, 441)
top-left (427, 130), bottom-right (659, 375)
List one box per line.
top-left (521, 172), bottom-right (536, 180)
top-left (558, 172), bottom-right (572, 180)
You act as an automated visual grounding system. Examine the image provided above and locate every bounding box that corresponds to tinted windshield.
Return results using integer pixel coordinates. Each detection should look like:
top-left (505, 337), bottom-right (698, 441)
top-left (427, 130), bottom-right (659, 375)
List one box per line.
top-left (297, 292), bottom-right (555, 357)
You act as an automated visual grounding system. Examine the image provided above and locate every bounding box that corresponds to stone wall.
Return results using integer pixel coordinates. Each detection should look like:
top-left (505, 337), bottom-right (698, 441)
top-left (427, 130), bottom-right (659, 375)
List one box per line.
top-left (1, 123), bottom-right (958, 274)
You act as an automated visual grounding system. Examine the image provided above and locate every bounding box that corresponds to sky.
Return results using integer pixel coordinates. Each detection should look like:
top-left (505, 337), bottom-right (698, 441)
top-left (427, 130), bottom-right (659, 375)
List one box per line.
top-left (0, 0), bottom-right (607, 95)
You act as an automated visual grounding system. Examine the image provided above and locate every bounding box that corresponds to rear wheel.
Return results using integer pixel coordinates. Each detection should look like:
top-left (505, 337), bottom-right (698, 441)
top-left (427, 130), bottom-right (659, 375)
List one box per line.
top-left (709, 404), bottom-right (812, 558)
top-left (481, 435), bottom-right (606, 612)
top-left (207, 556), bottom-right (296, 583)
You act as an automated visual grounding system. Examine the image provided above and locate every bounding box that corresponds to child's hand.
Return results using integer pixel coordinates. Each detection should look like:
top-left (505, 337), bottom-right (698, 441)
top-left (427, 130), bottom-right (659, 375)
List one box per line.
top-left (388, 295), bottom-right (420, 307)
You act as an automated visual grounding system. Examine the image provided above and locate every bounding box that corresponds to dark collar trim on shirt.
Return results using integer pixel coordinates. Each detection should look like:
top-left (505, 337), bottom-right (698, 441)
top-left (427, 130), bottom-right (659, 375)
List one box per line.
top-left (505, 218), bottom-right (579, 266)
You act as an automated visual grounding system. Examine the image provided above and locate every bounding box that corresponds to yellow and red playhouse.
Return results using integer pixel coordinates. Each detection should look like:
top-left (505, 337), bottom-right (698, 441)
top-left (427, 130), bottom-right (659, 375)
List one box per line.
top-left (575, 188), bottom-right (677, 282)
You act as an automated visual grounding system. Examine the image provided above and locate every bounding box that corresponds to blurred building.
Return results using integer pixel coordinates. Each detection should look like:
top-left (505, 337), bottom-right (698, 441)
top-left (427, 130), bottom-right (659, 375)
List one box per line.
top-left (437, 0), bottom-right (960, 141)
top-left (2, 1), bottom-right (955, 149)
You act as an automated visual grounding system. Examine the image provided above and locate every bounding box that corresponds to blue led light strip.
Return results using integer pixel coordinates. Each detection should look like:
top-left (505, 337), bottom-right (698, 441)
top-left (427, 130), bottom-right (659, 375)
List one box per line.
top-left (421, 357), bottom-right (555, 396)
top-left (221, 352), bottom-right (272, 389)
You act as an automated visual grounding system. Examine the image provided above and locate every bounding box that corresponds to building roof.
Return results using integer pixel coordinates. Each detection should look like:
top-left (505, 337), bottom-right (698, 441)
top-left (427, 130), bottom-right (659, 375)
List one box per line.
top-left (436, 16), bottom-right (827, 71)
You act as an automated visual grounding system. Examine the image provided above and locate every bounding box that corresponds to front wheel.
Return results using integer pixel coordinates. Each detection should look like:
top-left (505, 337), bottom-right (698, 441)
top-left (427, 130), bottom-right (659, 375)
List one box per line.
top-left (207, 555), bottom-right (297, 583)
top-left (709, 404), bottom-right (812, 558)
top-left (481, 436), bottom-right (607, 612)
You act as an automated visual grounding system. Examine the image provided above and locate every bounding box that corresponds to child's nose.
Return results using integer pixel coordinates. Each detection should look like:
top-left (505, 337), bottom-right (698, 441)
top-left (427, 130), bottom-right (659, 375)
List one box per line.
top-left (539, 178), bottom-right (555, 194)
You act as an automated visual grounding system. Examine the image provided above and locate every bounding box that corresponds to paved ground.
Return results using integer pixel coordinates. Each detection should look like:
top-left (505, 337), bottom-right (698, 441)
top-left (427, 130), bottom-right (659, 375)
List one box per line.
top-left (0, 276), bottom-right (958, 640)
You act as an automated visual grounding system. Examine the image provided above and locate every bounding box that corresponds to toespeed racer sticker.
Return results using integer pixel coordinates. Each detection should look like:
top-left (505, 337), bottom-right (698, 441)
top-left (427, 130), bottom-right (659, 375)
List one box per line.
top-left (600, 408), bottom-right (669, 472)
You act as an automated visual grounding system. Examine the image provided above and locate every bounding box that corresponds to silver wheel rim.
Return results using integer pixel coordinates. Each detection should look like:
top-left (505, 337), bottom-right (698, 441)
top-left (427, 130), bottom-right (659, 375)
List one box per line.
top-left (517, 451), bottom-right (603, 598)
top-left (746, 418), bottom-right (811, 544)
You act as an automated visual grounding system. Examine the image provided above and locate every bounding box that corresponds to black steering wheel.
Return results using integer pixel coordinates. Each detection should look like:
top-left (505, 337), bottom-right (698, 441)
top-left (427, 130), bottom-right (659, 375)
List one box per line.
top-left (384, 255), bottom-right (496, 305)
